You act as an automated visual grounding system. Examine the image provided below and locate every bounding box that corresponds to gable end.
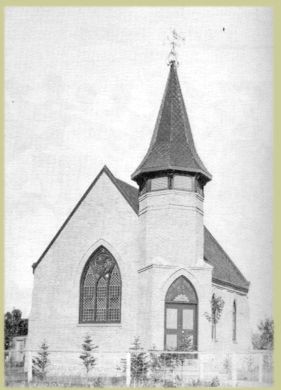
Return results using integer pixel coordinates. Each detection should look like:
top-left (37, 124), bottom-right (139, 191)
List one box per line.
top-left (32, 165), bottom-right (138, 273)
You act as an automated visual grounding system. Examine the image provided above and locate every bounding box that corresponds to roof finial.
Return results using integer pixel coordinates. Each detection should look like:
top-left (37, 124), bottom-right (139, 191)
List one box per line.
top-left (167, 29), bottom-right (185, 67)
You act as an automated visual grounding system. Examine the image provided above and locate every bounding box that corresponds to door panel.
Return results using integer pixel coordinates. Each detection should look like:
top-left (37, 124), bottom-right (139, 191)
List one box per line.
top-left (165, 303), bottom-right (197, 350)
top-left (182, 308), bottom-right (194, 330)
top-left (166, 308), bottom-right (178, 329)
top-left (166, 334), bottom-right (177, 350)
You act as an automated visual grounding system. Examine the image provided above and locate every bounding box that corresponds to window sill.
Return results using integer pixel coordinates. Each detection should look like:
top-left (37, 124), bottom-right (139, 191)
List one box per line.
top-left (77, 323), bottom-right (122, 328)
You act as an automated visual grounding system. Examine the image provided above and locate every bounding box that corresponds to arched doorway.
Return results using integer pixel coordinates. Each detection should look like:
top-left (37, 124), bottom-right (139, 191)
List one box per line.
top-left (164, 276), bottom-right (198, 351)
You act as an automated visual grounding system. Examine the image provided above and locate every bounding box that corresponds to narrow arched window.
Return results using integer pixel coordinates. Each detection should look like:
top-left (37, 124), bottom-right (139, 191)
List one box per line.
top-left (232, 300), bottom-right (237, 342)
top-left (79, 246), bottom-right (121, 323)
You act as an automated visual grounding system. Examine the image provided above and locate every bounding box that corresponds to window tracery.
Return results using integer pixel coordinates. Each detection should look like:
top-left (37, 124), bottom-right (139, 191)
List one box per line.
top-left (80, 247), bottom-right (121, 323)
top-left (165, 276), bottom-right (198, 303)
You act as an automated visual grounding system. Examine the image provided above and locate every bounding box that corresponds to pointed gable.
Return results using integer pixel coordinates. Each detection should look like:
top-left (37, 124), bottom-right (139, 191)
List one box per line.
top-left (131, 61), bottom-right (212, 183)
top-left (32, 166), bottom-right (249, 294)
top-left (32, 166), bottom-right (138, 272)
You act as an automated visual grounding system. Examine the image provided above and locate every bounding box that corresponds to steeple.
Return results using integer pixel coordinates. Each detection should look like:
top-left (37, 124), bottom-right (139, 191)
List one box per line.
top-left (131, 60), bottom-right (212, 188)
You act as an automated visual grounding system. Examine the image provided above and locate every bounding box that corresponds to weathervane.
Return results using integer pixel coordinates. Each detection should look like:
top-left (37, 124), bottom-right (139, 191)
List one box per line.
top-left (167, 29), bottom-right (185, 66)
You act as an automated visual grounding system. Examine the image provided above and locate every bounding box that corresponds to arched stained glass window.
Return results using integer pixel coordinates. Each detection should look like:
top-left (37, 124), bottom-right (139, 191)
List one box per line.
top-left (165, 276), bottom-right (197, 303)
top-left (232, 300), bottom-right (237, 342)
top-left (80, 246), bottom-right (121, 323)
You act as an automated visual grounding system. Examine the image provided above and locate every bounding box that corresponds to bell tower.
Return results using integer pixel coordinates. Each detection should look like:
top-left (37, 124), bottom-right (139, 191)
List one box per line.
top-left (131, 58), bottom-right (212, 268)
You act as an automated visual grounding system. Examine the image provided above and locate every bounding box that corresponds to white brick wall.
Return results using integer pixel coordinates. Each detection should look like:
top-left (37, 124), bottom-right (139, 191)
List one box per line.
top-left (27, 171), bottom-right (251, 364)
top-left (139, 190), bottom-right (204, 267)
top-left (137, 264), bottom-right (214, 351)
top-left (209, 285), bottom-right (252, 352)
top-left (27, 171), bottom-right (140, 353)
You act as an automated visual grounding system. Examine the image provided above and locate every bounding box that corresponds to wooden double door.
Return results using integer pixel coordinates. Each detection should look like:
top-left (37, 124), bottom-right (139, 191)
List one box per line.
top-left (164, 303), bottom-right (197, 351)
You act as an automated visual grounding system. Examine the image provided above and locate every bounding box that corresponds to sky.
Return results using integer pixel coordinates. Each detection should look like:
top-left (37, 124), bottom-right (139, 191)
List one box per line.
top-left (5, 7), bottom-right (272, 331)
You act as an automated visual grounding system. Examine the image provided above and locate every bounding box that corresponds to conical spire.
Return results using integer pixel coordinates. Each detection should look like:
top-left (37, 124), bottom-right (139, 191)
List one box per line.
top-left (131, 61), bottom-right (212, 184)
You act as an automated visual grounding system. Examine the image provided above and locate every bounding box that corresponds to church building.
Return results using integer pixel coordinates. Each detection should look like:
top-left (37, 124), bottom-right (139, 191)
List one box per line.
top-left (27, 56), bottom-right (251, 368)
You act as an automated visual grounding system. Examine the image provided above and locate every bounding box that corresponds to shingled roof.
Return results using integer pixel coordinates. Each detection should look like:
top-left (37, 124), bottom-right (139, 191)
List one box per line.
top-left (116, 176), bottom-right (249, 293)
top-left (33, 166), bottom-right (249, 293)
top-left (131, 61), bottom-right (212, 184)
top-left (204, 227), bottom-right (250, 293)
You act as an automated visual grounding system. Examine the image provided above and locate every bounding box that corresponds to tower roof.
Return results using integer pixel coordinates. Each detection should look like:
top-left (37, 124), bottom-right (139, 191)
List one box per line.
top-left (131, 61), bottom-right (212, 183)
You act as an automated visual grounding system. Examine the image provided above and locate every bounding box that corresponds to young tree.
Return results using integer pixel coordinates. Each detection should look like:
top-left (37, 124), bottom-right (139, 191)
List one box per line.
top-left (79, 334), bottom-right (98, 381)
top-left (32, 340), bottom-right (50, 381)
top-left (252, 318), bottom-right (274, 350)
top-left (204, 294), bottom-right (225, 341)
top-left (130, 337), bottom-right (149, 386)
top-left (178, 335), bottom-right (193, 352)
top-left (4, 309), bottom-right (28, 349)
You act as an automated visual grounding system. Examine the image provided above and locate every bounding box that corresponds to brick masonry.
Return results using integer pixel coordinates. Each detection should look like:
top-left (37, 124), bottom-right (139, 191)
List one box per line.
top-left (27, 170), bottom-right (252, 366)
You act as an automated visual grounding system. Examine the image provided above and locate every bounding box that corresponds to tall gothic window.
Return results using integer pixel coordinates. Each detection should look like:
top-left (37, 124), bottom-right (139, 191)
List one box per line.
top-left (79, 246), bottom-right (121, 323)
top-left (232, 300), bottom-right (237, 342)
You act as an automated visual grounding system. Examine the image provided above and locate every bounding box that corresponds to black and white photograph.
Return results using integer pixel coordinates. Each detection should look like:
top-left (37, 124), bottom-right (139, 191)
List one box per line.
top-left (5, 6), bottom-right (273, 387)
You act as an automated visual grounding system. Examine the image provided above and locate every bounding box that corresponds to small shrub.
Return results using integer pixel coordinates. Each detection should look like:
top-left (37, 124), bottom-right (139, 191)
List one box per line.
top-left (223, 357), bottom-right (232, 375)
top-left (246, 355), bottom-right (257, 374)
top-left (204, 294), bottom-right (225, 340)
top-left (210, 376), bottom-right (220, 387)
top-left (252, 318), bottom-right (274, 350)
top-left (79, 334), bottom-right (98, 382)
top-left (130, 337), bottom-right (149, 386)
top-left (186, 377), bottom-right (220, 387)
top-left (89, 376), bottom-right (104, 387)
top-left (32, 340), bottom-right (50, 381)
top-left (190, 378), bottom-right (201, 386)
top-left (163, 379), bottom-right (176, 387)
